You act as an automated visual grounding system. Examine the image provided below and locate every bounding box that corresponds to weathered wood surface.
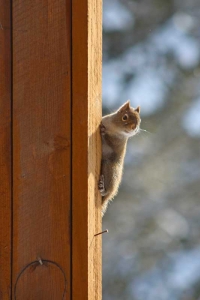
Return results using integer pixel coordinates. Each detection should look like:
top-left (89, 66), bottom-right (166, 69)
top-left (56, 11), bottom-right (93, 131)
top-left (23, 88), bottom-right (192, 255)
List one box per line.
top-left (0, 1), bottom-right (12, 298)
top-left (12, 0), bottom-right (71, 298)
top-left (72, 0), bottom-right (102, 299)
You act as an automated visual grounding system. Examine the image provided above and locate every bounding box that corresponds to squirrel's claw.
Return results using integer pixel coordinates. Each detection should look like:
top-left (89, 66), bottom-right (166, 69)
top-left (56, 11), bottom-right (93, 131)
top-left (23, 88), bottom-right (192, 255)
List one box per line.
top-left (98, 175), bottom-right (106, 195)
top-left (100, 122), bottom-right (106, 136)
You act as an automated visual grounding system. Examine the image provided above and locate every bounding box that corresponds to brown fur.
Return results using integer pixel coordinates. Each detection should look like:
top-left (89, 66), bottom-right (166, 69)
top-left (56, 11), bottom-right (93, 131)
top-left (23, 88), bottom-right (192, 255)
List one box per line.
top-left (99, 101), bottom-right (141, 215)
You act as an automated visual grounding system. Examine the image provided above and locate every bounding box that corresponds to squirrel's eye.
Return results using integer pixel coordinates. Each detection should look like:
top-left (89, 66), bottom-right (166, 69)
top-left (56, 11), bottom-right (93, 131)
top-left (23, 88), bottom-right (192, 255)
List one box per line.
top-left (122, 114), bottom-right (128, 121)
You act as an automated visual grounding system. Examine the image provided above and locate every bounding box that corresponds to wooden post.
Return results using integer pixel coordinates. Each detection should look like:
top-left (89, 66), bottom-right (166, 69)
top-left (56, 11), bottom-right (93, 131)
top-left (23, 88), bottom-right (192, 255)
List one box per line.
top-left (0, 1), bottom-right (12, 299)
top-left (72, 0), bottom-right (102, 299)
top-left (12, 0), bottom-right (72, 298)
top-left (0, 0), bottom-right (102, 299)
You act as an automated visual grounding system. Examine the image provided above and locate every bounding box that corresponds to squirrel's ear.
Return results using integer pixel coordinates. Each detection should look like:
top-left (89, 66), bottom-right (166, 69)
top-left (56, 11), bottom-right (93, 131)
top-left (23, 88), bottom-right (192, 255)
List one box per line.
top-left (118, 100), bottom-right (131, 112)
top-left (135, 106), bottom-right (140, 113)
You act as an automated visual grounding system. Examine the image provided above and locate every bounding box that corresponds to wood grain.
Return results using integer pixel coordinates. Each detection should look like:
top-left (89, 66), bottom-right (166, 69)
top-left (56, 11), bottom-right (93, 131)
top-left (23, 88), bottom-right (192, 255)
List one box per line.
top-left (12, 0), bottom-right (71, 298)
top-left (0, 1), bottom-right (11, 298)
top-left (0, 1), bottom-right (102, 298)
top-left (72, 0), bottom-right (102, 299)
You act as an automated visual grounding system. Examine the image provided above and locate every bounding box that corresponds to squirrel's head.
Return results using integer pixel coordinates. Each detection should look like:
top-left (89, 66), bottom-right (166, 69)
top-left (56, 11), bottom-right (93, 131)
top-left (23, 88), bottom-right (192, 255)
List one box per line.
top-left (115, 100), bottom-right (141, 137)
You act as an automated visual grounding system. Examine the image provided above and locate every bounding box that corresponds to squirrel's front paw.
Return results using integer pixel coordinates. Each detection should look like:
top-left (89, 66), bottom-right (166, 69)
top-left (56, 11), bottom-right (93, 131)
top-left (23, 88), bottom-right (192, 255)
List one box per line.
top-left (100, 122), bottom-right (106, 136)
top-left (98, 175), bottom-right (106, 195)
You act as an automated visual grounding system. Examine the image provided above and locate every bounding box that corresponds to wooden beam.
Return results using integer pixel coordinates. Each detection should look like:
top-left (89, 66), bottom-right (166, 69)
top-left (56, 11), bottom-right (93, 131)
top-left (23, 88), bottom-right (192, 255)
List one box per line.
top-left (0, 1), bottom-right (12, 298)
top-left (72, 0), bottom-right (102, 299)
top-left (0, 0), bottom-right (102, 298)
top-left (12, 0), bottom-right (71, 298)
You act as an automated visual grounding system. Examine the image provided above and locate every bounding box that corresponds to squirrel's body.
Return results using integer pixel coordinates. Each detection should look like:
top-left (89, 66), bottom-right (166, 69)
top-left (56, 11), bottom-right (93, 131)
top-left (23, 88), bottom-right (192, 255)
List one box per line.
top-left (99, 101), bottom-right (141, 215)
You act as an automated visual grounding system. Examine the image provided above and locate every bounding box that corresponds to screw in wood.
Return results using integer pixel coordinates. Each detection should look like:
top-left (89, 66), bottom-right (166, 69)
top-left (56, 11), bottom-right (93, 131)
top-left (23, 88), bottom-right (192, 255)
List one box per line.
top-left (37, 257), bottom-right (43, 265)
top-left (94, 229), bottom-right (108, 236)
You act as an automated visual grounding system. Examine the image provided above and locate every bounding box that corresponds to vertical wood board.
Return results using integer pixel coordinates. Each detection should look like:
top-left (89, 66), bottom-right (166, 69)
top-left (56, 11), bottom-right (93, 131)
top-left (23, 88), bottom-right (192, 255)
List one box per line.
top-left (72, 0), bottom-right (102, 299)
top-left (0, 0), bottom-right (102, 298)
top-left (0, 1), bottom-right (12, 298)
top-left (12, 0), bottom-right (71, 298)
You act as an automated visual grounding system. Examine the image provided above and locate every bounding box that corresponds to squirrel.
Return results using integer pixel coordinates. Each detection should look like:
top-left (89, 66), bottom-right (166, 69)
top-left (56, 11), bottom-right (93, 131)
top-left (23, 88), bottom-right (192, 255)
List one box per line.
top-left (98, 100), bottom-right (141, 216)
